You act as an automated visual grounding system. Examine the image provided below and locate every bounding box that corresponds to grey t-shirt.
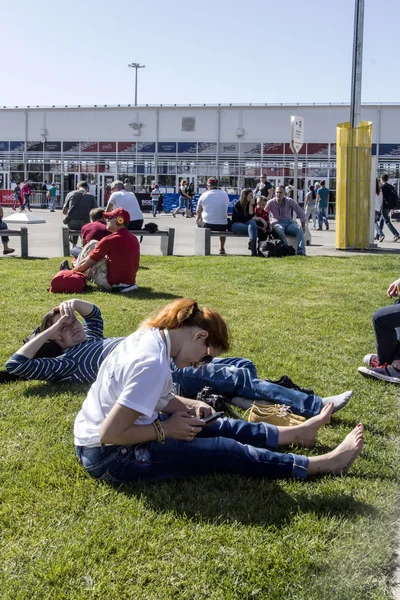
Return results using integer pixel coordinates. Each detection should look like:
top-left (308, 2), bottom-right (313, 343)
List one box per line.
top-left (64, 190), bottom-right (97, 222)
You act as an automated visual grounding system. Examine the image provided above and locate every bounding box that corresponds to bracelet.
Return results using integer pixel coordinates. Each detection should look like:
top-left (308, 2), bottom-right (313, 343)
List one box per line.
top-left (152, 419), bottom-right (165, 444)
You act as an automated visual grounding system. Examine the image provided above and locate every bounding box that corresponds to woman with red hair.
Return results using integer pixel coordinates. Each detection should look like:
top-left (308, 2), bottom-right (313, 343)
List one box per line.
top-left (74, 298), bottom-right (363, 484)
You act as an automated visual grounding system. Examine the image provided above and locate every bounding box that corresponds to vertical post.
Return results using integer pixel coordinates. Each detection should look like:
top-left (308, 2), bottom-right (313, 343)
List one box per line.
top-left (134, 66), bottom-right (138, 107)
top-left (293, 152), bottom-right (298, 206)
top-left (350, 0), bottom-right (365, 128)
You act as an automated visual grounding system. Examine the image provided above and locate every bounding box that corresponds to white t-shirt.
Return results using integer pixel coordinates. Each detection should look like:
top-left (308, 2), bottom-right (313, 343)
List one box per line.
top-left (74, 328), bottom-right (174, 446)
top-left (109, 190), bottom-right (143, 221)
top-left (151, 189), bottom-right (161, 200)
top-left (197, 189), bottom-right (229, 225)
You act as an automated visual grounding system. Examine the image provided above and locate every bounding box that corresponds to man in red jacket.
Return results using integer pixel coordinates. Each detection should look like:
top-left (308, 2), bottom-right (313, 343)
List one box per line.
top-left (70, 208), bottom-right (140, 292)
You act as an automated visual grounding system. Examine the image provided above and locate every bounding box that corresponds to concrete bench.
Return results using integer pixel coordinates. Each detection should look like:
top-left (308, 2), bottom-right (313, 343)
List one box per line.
top-left (61, 226), bottom-right (175, 257)
top-left (1, 227), bottom-right (28, 257)
top-left (195, 227), bottom-right (311, 256)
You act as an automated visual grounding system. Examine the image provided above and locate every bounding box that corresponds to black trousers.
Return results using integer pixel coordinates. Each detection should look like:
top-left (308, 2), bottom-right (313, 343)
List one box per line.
top-left (128, 219), bottom-right (144, 231)
top-left (372, 303), bottom-right (400, 364)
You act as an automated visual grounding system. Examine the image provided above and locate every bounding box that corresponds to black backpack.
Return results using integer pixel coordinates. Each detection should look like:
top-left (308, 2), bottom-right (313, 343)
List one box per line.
top-left (259, 236), bottom-right (296, 258)
top-left (383, 183), bottom-right (400, 209)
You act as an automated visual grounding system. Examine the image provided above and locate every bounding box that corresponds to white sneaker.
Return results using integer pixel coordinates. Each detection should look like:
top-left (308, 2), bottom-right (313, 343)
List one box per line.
top-left (120, 284), bottom-right (138, 293)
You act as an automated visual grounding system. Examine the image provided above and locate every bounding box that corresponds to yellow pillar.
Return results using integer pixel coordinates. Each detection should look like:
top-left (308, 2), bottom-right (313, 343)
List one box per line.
top-left (335, 120), bottom-right (372, 249)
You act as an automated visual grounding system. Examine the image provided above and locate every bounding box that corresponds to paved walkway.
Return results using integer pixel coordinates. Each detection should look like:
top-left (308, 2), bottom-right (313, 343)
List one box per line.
top-left (2, 206), bottom-right (400, 258)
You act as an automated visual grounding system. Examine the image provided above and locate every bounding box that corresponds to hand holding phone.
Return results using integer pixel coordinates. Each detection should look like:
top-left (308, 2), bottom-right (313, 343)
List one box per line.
top-left (200, 411), bottom-right (224, 425)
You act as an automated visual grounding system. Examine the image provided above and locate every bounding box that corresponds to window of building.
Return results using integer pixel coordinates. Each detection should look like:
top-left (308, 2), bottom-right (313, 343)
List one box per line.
top-left (182, 117), bottom-right (195, 132)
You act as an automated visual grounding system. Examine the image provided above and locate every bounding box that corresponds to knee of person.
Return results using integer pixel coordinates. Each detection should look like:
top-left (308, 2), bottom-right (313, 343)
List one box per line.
top-left (372, 306), bottom-right (389, 325)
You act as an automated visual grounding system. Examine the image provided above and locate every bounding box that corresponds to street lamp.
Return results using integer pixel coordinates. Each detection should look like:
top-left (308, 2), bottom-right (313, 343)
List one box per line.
top-left (128, 62), bottom-right (145, 106)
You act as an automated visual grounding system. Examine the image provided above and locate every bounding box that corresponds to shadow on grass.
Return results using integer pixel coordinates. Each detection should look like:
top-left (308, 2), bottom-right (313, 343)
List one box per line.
top-left (118, 477), bottom-right (375, 526)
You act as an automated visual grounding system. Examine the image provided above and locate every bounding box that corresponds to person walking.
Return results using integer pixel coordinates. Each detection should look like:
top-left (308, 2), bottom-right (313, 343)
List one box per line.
top-left (380, 174), bottom-right (400, 242)
top-left (41, 181), bottom-right (49, 208)
top-left (151, 184), bottom-right (161, 217)
top-left (316, 180), bottom-right (329, 230)
top-left (12, 182), bottom-right (21, 210)
top-left (304, 185), bottom-right (317, 230)
top-left (374, 179), bottom-right (384, 242)
top-left (20, 180), bottom-right (33, 212)
top-left (172, 179), bottom-right (191, 217)
top-left (48, 182), bottom-right (57, 212)
top-left (185, 181), bottom-right (195, 217)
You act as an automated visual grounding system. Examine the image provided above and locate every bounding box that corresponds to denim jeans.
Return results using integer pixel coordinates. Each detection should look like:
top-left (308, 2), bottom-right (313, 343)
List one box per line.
top-left (372, 303), bottom-right (400, 364)
top-left (75, 417), bottom-right (308, 483)
top-left (0, 219), bottom-right (9, 243)
top-left (317, 208), bottom-right (328, 229)
top-left (272, 220), bottom-right (305, 255)
top-left (381, 208), bottom-right (399, 237)
top-left (152, 199), bottom-right (158, 217)
top-left (22, 194), bottom-right (30, 210)
top-left (231, 220), bottom-right (258, 255)
top-left (49, 196), bottom-right (56, 211)
top-left (172, 357), bottom-right (322, 417)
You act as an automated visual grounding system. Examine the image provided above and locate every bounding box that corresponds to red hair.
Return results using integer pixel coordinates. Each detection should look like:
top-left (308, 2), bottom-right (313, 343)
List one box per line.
top-left (141, 298), bottom-right (230, 352)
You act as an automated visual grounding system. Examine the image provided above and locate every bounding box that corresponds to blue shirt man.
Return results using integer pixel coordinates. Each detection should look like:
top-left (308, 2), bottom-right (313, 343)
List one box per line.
top-left (316, 180), bottom-right (329, 230)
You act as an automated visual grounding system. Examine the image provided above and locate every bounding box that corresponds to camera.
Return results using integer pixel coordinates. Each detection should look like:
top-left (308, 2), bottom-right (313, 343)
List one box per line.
top-left (196, 387), bottom-right (227, 411)
top-left (196, 387), bottom-right (243, 420)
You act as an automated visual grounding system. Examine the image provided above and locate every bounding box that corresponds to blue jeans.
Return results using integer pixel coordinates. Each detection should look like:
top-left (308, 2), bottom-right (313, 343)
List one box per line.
top-left (172, 357), bottom-right (322, 417)
top-left (231, 220), bottom-right (258, 255)
top-left (317, 208), bottom-right (328, 229)
top-left (0, 219), bottom-right (9, 243)
top-left (49, 196), bottom-right (56, 211)
top-left (272, 220), bottom-right (305, 255)
top-left (152, 199), bottom-right (158, 216)
top-left (382, 208), bottom-right (399, 237)
top-left (22, 194), bottom-right (30, 210)
top-left (75, 417), bottom-right (309, 483)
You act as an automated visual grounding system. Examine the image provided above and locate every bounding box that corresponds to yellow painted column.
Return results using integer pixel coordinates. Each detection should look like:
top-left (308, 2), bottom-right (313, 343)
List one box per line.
top-left (335, 120), bottom-right (372, 249)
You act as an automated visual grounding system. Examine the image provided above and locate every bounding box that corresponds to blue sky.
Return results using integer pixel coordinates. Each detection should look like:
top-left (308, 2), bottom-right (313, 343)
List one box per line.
top-left (1, 0), bottom-right (397, 106)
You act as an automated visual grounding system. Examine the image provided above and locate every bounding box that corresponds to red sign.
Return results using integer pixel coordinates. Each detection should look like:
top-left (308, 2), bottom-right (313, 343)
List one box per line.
top-left (118, 142), bottom-right (136, 153)
top-left (0, 190), bottom-right (14, 205)
top-left (99, 142), bottom-right (116, 152)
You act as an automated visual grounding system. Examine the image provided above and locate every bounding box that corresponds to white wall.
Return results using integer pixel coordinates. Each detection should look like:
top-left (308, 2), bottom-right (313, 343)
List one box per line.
top-left (0, 104), bottom-right (397, 144)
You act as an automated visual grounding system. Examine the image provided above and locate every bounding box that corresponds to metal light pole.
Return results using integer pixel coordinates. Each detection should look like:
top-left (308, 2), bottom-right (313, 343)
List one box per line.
top-left (128, 62), bottom-right (145, 106)
top-left (350, 0), bottom-right (365, 128)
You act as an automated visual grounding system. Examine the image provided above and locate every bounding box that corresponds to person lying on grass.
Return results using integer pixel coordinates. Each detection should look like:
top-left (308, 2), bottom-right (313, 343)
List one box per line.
top-left (5, 299), bottom-right (124, 383)
top-left (358, 276), bottom-right (400, 384)
top-left (3, 300), bottom-right (352, 419)
top-left (74, 297), bottom-right (364, 483)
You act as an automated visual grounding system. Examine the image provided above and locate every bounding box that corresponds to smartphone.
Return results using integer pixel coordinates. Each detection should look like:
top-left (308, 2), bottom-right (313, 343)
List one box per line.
top-left (201, 411), bottom-right (225, 425)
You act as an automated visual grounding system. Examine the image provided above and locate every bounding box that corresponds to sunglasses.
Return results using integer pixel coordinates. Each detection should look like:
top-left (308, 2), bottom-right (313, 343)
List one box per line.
top-left (199, 347), bottom-right (213, 365)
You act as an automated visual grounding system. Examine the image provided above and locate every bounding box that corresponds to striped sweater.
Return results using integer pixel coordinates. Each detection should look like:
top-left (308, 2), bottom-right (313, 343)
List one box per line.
top-left (6, 306), bottom-right (123, 384)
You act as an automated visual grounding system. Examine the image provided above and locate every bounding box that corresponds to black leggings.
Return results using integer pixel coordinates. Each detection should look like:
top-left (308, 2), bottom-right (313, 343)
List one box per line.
top-left (372, 303), bottom-right (400, 364)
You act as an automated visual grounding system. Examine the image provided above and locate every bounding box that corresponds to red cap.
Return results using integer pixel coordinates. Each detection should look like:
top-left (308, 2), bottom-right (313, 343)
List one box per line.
top-left (103, 207), bottom-right (130, 225)
top-left (207, 177), bottom-right (218, 185)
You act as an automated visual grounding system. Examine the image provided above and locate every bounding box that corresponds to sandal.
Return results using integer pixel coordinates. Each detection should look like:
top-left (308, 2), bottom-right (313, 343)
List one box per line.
top-left (219, 249), bottom-right (226, 255)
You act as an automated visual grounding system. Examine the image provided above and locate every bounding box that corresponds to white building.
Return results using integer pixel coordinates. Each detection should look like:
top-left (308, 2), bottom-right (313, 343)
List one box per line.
top-left (0, 103), bottom-right (398, 204)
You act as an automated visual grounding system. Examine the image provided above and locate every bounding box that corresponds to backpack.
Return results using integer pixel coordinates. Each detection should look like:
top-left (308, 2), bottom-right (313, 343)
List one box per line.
top-left (383, 183), bottom-right (400, 210)
top-left (48, 270), bottom-right (87, 293)
top-left (259, 237), bottom-right (296, 258)
top-left (144, 222), bottom-right (158, 233)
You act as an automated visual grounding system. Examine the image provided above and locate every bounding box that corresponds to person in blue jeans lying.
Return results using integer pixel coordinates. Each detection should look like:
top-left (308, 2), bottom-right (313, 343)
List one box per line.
top-left (172, 357), bottom-right (353, 418)
top-left (74, 297), bottom-right (364, 483)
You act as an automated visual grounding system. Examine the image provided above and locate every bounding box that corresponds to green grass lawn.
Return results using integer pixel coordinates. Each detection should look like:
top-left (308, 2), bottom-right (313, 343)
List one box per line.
top-left (1, 254), bottom-right (400, 600)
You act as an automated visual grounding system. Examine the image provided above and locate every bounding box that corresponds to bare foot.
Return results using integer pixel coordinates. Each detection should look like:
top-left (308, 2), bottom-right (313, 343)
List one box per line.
top-left (307, 424), bottom-right (364, 476)
top-left (280, 402), bottom-right (334, 448)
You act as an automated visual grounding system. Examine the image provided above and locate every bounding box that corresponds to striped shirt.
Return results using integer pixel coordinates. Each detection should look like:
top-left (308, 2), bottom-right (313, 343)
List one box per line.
top-left (6, 306), bottom-right (124, 384)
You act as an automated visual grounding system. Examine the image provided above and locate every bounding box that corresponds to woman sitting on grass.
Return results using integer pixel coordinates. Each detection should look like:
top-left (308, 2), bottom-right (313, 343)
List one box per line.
top-left (74, 297), bottom-right (363, 483)
top-left (5, 299), bottom-right (124, 383)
